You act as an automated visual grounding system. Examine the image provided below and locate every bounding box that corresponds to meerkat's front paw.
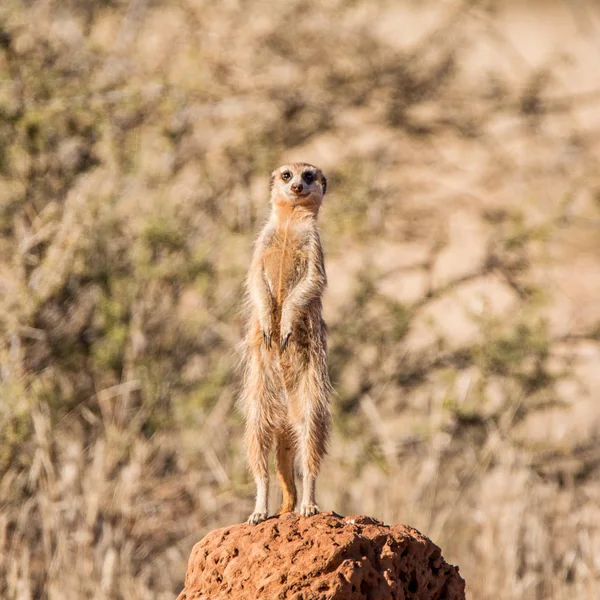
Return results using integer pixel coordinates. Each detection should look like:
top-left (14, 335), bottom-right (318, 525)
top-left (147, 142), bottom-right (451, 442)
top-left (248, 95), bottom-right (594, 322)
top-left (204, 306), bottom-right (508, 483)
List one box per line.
top-left (280, 329), bottom-right (292, 352)
top-left (299, 503), bottom-right (320, 518)
top-left (279, 310), bottom-right (294, 352)
top-left (262, 330), bottom-right (272, 350)
top-left (259, 319), bottom-right (273, 349)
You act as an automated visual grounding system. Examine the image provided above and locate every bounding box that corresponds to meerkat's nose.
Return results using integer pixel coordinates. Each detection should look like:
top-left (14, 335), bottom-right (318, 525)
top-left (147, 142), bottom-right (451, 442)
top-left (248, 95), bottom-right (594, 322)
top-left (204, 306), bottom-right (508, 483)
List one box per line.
top-left (291, 182), bottom-right (304, 194)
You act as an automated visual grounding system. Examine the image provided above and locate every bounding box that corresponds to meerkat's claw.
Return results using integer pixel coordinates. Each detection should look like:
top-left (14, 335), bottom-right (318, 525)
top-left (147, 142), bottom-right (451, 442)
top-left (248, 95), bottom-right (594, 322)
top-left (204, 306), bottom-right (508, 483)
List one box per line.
top-left (299, 503), bottom-right (320, 518)
top-left (248, 511), bottom-right (268, 525)
top-left (262, 331), bottom-right (272, 349)
top-left (280, 331), bottom-right (291, 352)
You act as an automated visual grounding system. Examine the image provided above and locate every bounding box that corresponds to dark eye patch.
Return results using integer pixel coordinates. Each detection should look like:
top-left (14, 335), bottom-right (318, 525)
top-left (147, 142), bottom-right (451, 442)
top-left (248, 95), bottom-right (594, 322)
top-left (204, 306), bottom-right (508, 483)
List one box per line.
top-left (302, 171), bottom-right (315, 184)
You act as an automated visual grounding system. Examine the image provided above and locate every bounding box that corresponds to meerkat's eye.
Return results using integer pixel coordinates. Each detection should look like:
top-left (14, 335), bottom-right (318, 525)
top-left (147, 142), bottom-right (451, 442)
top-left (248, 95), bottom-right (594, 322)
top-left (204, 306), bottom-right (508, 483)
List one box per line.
top-left (302, 171), bottom-right (315, 184)
top-left (281, 171), bottom-right (292, 181)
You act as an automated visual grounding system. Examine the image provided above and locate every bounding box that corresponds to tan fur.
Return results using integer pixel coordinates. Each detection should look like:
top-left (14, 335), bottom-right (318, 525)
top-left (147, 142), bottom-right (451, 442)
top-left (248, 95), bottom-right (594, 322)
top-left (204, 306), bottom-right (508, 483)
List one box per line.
top-left (239, 162), bottom-right (332, 525)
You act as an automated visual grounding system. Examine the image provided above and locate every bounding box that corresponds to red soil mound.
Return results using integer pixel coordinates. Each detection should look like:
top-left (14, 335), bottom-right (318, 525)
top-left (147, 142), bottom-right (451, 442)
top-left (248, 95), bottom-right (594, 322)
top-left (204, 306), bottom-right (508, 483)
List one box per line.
top-left (177, 512), bottom-right (465, 599)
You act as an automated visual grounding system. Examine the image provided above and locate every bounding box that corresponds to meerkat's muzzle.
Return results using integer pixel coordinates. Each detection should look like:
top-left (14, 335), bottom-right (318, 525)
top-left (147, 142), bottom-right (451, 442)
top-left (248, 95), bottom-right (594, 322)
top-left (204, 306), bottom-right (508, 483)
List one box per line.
top-left (291, 182), bottom-right (304, 194)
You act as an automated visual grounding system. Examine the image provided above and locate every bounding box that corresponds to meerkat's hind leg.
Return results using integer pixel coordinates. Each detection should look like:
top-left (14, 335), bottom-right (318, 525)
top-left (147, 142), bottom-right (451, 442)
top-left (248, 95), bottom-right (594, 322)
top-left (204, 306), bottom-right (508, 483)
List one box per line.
top-left (274, 424), bottom-right (297, 514)
top-left (246, 414), bottom-right (272, 525)
top-left (290, 359), bottom-right (331, 518)
top-left (243, 348), bottom-right (279, 525)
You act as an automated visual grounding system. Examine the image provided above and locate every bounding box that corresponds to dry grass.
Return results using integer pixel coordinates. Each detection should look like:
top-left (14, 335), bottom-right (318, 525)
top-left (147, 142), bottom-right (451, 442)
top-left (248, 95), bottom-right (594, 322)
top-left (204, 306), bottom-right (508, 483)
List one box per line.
top-left (1, 1), bottom-right (600, 598)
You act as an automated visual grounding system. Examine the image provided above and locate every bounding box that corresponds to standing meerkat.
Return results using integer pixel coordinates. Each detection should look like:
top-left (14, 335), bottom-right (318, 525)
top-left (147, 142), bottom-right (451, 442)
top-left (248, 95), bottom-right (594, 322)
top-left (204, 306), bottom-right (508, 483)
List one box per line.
top-left (240, 162), bottom-right (332, 525)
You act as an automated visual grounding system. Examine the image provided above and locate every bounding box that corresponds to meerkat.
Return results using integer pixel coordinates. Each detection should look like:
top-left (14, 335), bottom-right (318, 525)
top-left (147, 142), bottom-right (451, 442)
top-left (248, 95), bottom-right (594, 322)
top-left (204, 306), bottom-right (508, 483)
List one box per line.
top-left (239, 162), bottom-right (332, 525)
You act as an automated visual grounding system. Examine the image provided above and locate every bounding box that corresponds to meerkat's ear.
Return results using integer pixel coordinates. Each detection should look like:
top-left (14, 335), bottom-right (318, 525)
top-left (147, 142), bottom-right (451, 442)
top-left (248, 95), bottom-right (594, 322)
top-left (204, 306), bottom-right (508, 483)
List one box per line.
top-left (269, 170), bottom-right (277, 193)
top-left (321, 174), bottom-right (327, 196)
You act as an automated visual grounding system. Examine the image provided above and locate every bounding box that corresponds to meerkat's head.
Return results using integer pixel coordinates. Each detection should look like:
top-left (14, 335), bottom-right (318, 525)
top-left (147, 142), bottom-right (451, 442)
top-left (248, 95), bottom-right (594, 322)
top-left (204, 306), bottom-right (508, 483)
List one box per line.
top-left (269, 162), bottom-right (327, 211)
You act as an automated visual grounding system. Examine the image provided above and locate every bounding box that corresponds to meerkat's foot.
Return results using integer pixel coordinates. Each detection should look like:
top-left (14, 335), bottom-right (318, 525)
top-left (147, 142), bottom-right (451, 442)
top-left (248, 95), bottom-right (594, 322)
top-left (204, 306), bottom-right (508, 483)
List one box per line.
top-left (299, 503), bottom-right (320, 518)
top-left (248, 511), bottom-right (269, 525)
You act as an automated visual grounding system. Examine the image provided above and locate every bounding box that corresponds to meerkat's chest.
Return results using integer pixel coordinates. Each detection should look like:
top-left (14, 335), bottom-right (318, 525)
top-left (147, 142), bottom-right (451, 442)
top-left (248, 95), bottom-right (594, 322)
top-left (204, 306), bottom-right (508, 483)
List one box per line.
top-left (262, 231), bottom-right (308, 304)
